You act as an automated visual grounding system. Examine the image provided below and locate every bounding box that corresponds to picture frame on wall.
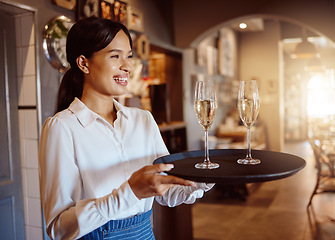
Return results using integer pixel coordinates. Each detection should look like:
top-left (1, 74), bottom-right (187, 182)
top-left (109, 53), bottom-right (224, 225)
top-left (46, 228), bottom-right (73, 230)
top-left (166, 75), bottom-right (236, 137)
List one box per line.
top-left (206, 45), bottom-right (218, 75)
top-left (113, 0), bottom-right (128, 26)
top-left (196, 42), bottom-right (207, 68)
top-left (76, 0), bottom-right (100, 20)
top-left (127, 7), bottom-right (144, 32)
top-left (218, 27), bottom-right (235, 77)
top-left (100, 0), bottom-right (114, 19)
top-left (52, 0), bottom-right (76, 10)
top-left (136, 34), bottom-right (150, 60)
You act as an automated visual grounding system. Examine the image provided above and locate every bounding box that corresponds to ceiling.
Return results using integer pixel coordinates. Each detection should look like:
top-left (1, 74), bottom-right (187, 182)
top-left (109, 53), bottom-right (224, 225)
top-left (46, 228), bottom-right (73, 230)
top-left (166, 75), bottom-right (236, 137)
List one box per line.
top-left (230, 18), bottom-right (264, 32)
top-left (230, 17), bottom-right (335, 65)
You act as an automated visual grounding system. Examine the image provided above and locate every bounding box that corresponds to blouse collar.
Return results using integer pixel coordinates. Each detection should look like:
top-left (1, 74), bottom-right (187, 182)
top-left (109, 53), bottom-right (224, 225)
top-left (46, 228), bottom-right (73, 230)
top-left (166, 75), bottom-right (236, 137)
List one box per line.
top-left (68, 97), bottom-right (129, 127)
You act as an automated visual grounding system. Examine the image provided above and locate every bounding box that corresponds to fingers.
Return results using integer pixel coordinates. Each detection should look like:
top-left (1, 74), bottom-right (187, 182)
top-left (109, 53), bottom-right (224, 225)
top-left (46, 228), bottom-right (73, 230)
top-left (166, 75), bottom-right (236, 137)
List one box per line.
top-left (129, 164), bottom-right (196, 199)
top-left (142, 163), bottom-right (174, 174)
top-left (145, 164), bottom-right (195, 186)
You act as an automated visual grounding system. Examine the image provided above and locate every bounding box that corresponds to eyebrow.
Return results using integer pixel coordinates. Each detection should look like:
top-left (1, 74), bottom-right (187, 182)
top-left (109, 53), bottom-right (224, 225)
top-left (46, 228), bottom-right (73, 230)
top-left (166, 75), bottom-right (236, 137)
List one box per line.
top-left (108, 49), bottom-right (133, 54)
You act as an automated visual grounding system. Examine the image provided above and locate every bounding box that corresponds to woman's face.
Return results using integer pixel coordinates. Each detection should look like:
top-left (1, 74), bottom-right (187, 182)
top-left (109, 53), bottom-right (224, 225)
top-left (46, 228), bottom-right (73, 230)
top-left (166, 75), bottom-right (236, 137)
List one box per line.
top-left (83, 30), bottom-right (133, 97)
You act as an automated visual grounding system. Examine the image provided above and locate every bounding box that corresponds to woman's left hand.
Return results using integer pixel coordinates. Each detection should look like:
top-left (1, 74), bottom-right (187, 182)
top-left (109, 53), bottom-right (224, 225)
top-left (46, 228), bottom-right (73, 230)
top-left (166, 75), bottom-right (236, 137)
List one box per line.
top-left (128, 163), bottom-right (195, 199)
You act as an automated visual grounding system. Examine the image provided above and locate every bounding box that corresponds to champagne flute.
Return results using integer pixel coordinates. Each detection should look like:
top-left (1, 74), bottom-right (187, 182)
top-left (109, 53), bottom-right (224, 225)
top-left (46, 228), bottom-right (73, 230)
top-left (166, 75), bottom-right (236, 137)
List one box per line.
top-left (237, 80), bottom-right (261, 165)
top-left (194, 79), bottom-right (219, 169)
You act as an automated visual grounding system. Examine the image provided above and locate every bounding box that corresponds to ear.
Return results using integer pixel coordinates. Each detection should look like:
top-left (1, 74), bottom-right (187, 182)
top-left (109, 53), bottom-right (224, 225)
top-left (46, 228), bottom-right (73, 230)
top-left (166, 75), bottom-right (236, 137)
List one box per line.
top-left (76, 55), bottom-right (89, 74)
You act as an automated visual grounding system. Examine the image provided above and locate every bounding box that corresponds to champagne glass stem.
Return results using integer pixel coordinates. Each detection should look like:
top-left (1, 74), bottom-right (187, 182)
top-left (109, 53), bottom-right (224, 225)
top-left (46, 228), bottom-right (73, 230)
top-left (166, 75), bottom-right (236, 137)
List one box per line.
top-left (246, 126), bottom-right (252, 159)
top-left (204, 129), bottom-right (210, 164)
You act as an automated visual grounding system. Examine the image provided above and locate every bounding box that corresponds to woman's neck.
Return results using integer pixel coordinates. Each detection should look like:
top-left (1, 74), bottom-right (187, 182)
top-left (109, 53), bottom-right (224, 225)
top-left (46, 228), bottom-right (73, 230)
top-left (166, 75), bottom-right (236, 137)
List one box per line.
top-left (81, 91), bottom-right (117, 126)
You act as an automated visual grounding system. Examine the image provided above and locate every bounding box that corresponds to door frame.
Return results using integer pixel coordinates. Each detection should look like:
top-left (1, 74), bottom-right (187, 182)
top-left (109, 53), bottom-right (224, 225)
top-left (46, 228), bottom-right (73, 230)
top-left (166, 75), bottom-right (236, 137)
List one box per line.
top-left (0, 0), bottom-right (42, 133)
top-left (0, 0), bottom-right (43, 238)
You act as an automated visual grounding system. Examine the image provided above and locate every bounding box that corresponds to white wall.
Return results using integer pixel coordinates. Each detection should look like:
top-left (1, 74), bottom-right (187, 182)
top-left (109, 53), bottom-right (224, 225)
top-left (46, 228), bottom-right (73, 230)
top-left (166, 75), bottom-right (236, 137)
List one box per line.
top-left (239, 20), bottom-right (284, 151)
top-left (182, 49), bottom-right (205, 150)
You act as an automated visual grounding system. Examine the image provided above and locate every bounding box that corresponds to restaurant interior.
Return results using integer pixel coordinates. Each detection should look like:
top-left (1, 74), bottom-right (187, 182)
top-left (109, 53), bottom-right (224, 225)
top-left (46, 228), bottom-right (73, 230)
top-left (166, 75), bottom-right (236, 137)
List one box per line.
top-left (1, 0), bottom-right (335, 239)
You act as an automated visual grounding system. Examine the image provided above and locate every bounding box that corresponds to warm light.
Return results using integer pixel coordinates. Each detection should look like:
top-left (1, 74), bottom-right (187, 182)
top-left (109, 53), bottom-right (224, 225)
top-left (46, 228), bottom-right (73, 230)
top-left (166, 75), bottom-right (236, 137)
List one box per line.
top-left (307, 72), bottom-right (335, 117)
top-left (304, 57), bottom-right (325, 72)
top-left (308, 74), bottom-right (326, 89)
top-left (239, 23), bottom-right (247, 29)
top-left (291, 28), bottom-right (320, 59)
top-left (291, 39), bottom-right (320, 59)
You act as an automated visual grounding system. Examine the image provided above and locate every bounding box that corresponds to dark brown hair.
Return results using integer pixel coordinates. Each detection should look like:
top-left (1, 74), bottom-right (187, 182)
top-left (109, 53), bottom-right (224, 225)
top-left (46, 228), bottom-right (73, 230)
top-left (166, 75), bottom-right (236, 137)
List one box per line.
top-left (55, 17), bottom-right (132, 113)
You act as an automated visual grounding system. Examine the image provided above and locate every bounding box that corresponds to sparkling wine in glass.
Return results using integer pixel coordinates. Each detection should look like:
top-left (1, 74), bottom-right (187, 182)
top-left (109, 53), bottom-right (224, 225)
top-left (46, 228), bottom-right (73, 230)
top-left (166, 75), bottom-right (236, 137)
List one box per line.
top-left (237, 80), bottom-right (261, 165)
top-left (194, 79), bottom-right (219, 169)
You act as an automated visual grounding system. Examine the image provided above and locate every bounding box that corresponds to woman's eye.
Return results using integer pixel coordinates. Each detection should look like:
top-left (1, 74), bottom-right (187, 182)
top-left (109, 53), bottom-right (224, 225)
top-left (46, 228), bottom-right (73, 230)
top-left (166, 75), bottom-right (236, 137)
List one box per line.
top-left (128, 55), bottom-right (133, 59)
top-left (111, 55), bottom-right (119, 58)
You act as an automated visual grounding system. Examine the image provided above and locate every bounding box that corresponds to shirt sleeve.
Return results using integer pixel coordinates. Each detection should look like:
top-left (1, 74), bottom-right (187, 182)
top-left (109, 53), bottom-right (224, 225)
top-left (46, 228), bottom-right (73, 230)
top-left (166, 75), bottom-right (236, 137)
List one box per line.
top-left (38, 117), bottom-right (141, 240)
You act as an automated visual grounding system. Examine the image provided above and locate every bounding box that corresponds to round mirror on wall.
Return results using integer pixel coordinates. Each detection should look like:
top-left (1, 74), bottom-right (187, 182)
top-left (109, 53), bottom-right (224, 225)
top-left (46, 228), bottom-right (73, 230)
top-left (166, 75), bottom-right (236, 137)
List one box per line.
top-left (42, 15), bottom-right (74, 72)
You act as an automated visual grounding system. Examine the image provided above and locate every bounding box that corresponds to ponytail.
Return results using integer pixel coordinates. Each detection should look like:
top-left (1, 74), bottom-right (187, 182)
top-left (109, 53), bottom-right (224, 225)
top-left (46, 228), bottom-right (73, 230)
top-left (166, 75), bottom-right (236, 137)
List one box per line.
top-left (55, 68), bottom-right (83, 113)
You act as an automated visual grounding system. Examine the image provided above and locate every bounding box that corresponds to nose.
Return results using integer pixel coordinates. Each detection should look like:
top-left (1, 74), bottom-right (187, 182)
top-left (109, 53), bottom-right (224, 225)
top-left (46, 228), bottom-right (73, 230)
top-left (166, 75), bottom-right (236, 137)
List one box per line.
top-left (120, 59), bottom-right (133, 73)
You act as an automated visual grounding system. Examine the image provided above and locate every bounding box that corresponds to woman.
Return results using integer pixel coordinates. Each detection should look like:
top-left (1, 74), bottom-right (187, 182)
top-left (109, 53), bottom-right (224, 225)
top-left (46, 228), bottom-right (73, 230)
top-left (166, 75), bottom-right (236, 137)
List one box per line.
top-left (39, 17), bottom-right (213, 240)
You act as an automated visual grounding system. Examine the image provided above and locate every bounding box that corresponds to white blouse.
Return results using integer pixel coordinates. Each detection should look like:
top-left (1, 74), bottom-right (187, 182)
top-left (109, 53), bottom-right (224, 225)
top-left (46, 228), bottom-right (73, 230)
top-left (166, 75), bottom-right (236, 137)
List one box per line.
top-left (39, 98), bottom-right (212, 240)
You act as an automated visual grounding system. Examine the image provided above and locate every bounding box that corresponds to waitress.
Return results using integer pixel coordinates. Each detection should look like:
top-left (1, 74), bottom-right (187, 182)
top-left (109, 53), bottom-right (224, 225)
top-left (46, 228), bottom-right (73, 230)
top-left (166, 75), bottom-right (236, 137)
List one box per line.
top-left (39, 16), bottom-right (213, 240)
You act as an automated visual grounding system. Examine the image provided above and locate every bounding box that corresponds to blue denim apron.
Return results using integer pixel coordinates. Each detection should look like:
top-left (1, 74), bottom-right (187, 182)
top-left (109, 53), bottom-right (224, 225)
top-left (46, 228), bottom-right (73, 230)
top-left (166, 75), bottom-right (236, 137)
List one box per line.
top-left (80, 209), bottom-right (155, 240)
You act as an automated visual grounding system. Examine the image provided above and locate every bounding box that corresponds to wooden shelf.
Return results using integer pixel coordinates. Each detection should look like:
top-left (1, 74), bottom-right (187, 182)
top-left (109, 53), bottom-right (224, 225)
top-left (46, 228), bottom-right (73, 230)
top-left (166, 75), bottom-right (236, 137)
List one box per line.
top-left (158, 121), bottom-right (186, 132)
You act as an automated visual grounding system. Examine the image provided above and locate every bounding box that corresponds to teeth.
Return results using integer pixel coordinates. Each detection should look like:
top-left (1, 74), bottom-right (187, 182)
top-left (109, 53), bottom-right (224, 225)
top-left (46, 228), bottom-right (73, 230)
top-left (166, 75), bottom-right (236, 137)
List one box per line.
top-left (114, 77), bottom-right (128, 82)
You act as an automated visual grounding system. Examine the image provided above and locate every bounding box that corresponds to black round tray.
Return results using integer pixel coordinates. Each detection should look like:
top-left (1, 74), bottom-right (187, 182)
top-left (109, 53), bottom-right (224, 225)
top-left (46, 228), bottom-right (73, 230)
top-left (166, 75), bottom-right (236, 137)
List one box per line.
top-left (153, 149), bottom-right (306, 183)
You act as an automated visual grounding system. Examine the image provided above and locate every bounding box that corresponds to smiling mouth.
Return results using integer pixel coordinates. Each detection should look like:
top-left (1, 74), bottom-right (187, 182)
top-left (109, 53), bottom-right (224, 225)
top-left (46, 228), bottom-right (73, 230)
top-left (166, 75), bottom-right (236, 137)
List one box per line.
top-left (114, 76), bottom-right (128, 85)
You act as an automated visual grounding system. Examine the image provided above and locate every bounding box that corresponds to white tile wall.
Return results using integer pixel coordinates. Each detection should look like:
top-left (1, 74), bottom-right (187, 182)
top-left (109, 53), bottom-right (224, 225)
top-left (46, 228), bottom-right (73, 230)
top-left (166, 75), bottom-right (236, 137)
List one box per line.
top-left (18, 76), bottom-right (37, 106)
top-left (29, 226), bottom-right (44, 240)
top-left (21, 45), bottom-right (36, 76)
top-left (23, 197), bottom-right (29, 225)
top-left (24, 139), bottom-right (39, 168)
top-left (15, 12), bottom-right (43, 240)
top-left (19, 109), bottom-right (38, 139)
top-left (16, 45), bottom-right (23, 79)
top-left (21, 169), bottom-right (28, 197)
top-left (28, 198), bottom-right (43, 227)
top-left (26, 168), bottom-right (40, 198)
top-left (20, 12), bottom-right (35, 47)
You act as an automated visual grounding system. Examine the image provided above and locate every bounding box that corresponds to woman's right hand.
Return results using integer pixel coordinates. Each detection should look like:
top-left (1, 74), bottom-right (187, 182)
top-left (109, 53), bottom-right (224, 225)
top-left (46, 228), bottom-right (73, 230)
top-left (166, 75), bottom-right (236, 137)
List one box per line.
top-left (128, 163), bottom-right (195, 199)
